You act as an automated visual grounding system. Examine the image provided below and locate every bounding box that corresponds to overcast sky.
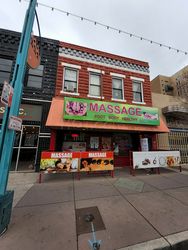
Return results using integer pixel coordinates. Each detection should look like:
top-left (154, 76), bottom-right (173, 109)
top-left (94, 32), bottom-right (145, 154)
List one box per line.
top-left (1, 0), bottom-right (188, 80)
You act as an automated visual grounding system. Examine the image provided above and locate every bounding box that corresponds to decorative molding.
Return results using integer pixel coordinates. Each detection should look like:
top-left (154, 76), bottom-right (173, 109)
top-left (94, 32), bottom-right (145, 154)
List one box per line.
top-left (110, 72), bottom-right (126, 78)
top-left (59, 47), bottom-right (149, 75)
top-left (87, 68), bottom-right (105, 74)
top-left (111, 98), bottom-right (127, 103)
top-left (61, 62), bottom-right (81, 69)
top-left (60, 90), bottom-right (80, 96)
top-left (130, 76), bottom-right (145, 82)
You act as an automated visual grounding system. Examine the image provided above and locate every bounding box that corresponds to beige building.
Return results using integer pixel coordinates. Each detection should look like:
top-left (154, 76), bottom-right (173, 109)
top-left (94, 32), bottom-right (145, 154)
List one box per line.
top-left (151, 67), bottom-right (188, 164)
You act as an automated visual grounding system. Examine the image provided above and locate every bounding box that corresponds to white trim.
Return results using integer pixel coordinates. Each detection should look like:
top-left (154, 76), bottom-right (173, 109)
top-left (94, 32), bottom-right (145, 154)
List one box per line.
top-left (130, 76), bottom-right (145, 82)
top-left (87, 94), bottom-right (104, 99)
top-left (87, 68), bottom-right (105, 74)
top-left (60, 90), bottom-right (80, 96)
top-left (59, 53), bottom-right (150, 76)
top-left (132, 78), bottom-right (145, 103)
top-left (88, 72), bottom-right (102, 98)
top-left (62, 67), bottom-right (79, 94)
top-left (39, 135), bottom-right (51, 138)
top-left (132, 101), bottom-right (146, 105)
top-left (111, 98), bottom-right (127, 103)
top-left (39, 133), bottom-right (51, 136)
top-left (22, 98), bottom-right (52, 103)
top-left (110, 72), bottom-right (126, 78)
top-left (112, 77), bottom-right (125, 101)
top-left (61, 62), bottom-right (81, 69)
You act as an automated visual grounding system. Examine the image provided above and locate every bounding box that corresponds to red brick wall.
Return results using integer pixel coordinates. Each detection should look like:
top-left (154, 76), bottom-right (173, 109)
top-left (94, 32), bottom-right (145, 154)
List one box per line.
top-left (56, 42), bottom-right (153, 107)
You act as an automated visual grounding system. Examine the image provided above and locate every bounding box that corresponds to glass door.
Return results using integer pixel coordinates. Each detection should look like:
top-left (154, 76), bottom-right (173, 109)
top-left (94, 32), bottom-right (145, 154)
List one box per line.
top-left (16, 125), bottom-right (40, 171)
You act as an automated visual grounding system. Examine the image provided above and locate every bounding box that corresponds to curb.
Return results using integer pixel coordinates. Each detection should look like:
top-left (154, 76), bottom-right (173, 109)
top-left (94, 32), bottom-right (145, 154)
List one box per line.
top-left (116, 230), bottom-right (188, 250)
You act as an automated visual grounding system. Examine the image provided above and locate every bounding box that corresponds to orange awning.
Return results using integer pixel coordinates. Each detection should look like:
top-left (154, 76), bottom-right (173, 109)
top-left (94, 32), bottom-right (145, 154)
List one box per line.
top-left (46, 97), bottom-right (169, 133)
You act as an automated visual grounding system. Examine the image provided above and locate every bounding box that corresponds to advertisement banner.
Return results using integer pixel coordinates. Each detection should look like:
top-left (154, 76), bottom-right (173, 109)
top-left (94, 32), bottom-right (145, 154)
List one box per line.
top-left (40, 151), bottom-right (114, 173)
top-left (63, 97), bottom-right (159, 126)
top-left (80, 151), bottom-right (113, 172)
top-left (40, 151), bottom-right (80, 173)
top-left (133, 151), bottom-right (181, 169)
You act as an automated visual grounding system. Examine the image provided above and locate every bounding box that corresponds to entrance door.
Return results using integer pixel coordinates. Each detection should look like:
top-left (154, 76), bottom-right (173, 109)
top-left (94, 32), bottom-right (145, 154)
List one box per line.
top-left (11, 125), bottom-right (40, 171)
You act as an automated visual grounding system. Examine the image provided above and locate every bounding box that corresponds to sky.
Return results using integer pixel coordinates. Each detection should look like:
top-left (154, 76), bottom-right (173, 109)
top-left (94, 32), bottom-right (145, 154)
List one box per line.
top-left (1, 0), bottom-right (188, 80)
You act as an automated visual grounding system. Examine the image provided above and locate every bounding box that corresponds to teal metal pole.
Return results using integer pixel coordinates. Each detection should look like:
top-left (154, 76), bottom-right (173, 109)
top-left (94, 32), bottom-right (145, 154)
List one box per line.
top-left (0, 0), bottom-right (37, 195)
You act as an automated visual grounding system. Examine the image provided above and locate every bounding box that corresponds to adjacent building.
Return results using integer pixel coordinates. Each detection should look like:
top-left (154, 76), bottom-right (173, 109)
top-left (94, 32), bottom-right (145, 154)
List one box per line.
top-left (0, 28), bottom-right (59, 171)
top-left (151, 67), bottom-right (188, 164)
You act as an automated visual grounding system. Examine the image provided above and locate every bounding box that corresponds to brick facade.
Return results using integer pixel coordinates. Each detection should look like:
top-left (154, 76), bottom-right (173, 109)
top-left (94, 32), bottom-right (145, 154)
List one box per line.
top-left (56, 41), bottom-right (152, 106)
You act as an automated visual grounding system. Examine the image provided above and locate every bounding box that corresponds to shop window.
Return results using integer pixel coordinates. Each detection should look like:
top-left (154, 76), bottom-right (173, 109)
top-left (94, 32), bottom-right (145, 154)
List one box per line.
top-left (0, 58), bottom-right (12, 85)
top-left (62, 133), bottom-right (86, 152)
top-left (26, 65), bottom-right (44, 88)
top-left (132, 80), bottom-right (144, 103)
top-left (112, 77), bottom-right (124, 100)
top-left (21, 126), bottom-right (39, 147)
top-left (63, 67), bottom-right (78, 93)
top-left (89, 73), bottom-right (101, 97)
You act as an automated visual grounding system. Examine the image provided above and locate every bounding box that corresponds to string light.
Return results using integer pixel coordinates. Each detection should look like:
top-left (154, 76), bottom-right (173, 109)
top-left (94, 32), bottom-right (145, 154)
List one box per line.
top-left (20, 0), bottom-right (188, 55)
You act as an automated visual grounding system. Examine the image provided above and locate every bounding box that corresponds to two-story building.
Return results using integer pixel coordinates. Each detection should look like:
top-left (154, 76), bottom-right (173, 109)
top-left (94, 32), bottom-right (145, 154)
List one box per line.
top-left (46, 42), bottom-right (168, 168)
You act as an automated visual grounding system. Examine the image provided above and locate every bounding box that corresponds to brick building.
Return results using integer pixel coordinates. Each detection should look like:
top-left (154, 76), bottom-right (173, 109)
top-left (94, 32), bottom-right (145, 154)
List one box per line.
top-left (46, 41), bottom-right (168, 167)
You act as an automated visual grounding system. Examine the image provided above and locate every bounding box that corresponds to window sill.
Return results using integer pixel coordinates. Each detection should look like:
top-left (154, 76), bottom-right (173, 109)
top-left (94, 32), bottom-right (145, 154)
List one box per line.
top-left (111, 98), bottom-right (127, 103)
top-left (132, 101), bottom-right (146, 105)
top-left (87, 95), bottom-right (104, 99)
top-left (60, 91), bottom-right (80, 96)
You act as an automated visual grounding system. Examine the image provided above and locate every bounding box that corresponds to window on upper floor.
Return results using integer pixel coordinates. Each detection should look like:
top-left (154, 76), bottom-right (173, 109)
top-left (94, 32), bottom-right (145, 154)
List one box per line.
top-left (26, 65), bottom-right (44, 88)
top-left (63, 67), bottom-right (78, 93)
top-left (132, 81), bottom-right (143, 102)
top-left (132, 79), bottom-right (144, 103)
top-left (0, 58), bottom-right (12, 85)
top-left (89, 72), bottom-right (101, 97)
top-left (112, 77), bottom-right (124, 100)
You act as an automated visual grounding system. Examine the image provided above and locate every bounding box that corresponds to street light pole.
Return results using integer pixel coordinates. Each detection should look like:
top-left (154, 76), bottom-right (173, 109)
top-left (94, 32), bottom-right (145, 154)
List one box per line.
top-left (0, 0), bottom-right (37, 195)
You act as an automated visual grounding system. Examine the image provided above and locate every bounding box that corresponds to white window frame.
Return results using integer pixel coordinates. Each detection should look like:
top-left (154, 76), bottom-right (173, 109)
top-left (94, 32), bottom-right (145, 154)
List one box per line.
top-left (87, 69), bottom-right (104, 99)
top-left (60, 63), bottom-right (81, 96)
top-left (131, 76), bottom-right (145, 104)
top-left (111, 73), bottom-right (125, 101)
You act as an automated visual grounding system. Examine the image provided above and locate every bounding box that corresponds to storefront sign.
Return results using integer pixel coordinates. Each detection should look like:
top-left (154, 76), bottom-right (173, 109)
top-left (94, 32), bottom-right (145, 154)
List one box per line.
top-left (133, 151), bottom-right (181, 169)
top-left (40, 151), bottom-right (114, 173)
top-left (63, 97), bottom-right (159, 126)
top-left (0, 104), bottom-right (42, 121)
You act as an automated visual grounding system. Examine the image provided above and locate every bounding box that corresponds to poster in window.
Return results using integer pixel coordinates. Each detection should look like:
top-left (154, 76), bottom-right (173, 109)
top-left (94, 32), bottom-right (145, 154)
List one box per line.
top-left (90, 137), bottom-right (99, 149)
top-left (101, 137), bottom-right (111, 151)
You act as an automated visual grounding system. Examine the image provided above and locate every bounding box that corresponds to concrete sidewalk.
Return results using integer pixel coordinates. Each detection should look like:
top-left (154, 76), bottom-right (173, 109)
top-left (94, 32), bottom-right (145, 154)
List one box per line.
top-left (1, 168), bottom-right (188, 250)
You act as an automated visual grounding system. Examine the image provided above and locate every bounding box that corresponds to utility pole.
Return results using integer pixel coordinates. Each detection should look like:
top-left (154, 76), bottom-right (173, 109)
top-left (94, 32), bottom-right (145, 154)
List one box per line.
top-left (0, 0), bottom-right (37, 234)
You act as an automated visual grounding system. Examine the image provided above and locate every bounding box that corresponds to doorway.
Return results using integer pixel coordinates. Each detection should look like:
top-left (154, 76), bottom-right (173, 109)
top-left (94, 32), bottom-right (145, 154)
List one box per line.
top-left (11, 125), bottom-right (40, 171)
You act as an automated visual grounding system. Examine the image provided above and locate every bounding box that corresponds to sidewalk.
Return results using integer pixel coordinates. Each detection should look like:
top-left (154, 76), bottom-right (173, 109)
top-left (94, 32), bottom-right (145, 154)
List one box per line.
top-left (1, 168), bottom-right (188, 250)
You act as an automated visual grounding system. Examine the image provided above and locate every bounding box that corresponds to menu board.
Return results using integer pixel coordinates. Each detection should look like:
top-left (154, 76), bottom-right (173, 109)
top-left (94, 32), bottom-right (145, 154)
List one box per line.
top-left (40, 151), bottom-right (114, 173)
top-left (133, 151), bottom-right (181, 169)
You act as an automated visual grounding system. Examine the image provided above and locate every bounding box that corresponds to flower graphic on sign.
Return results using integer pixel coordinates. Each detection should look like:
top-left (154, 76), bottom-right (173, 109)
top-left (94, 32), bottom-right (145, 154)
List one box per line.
top-left (143, 112), bottom-right (158, 120)
top-left (66, 101), bottom-right (87, 116)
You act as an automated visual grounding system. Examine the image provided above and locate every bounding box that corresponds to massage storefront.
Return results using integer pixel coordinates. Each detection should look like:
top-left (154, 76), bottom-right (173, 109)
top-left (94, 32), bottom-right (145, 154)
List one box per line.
top-left (39, 96), bottom-right (169, 173)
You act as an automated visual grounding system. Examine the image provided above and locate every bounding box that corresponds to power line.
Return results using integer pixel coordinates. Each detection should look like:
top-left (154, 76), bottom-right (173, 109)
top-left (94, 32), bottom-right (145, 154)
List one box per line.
top-left (20, 0), bottom-right (188, 56)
